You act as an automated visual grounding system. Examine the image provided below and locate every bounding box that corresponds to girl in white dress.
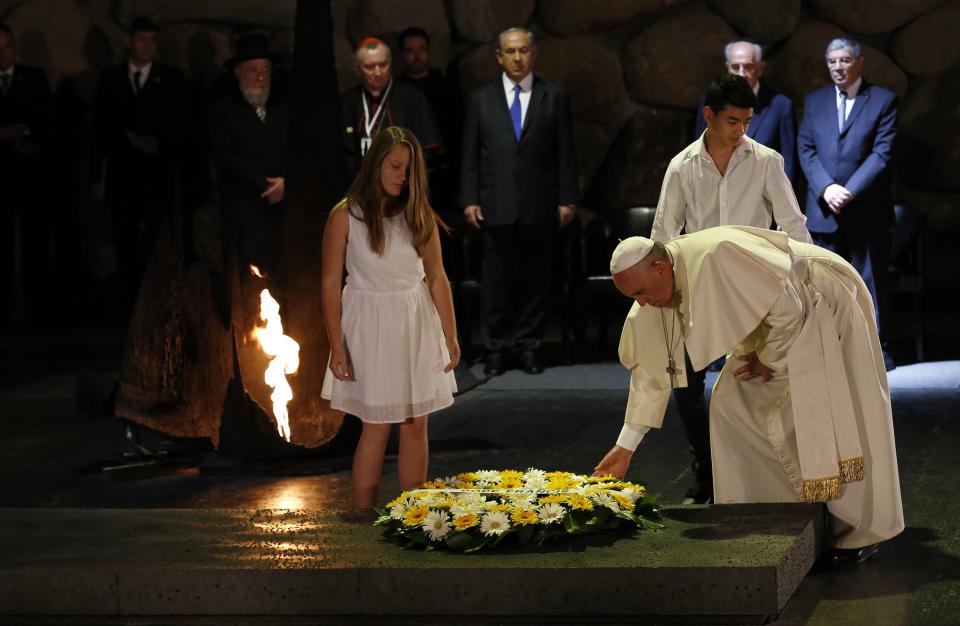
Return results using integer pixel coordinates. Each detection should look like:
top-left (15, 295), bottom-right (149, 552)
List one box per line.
top-left (321, 127), bottom-right (459, 517)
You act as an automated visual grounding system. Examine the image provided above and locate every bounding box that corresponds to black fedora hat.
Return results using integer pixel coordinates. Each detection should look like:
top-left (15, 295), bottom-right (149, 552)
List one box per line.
top-left (224, 32), bottom-right (280, 69)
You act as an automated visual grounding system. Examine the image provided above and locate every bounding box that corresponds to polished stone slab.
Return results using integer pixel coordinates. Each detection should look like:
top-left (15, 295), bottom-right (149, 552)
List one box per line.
top-left (0, 503), bottom-right (823, 621)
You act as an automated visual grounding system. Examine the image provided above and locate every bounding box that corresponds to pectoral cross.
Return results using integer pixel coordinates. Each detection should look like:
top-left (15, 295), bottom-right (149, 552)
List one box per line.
top-left (666, 355), bottom-right (678, 386)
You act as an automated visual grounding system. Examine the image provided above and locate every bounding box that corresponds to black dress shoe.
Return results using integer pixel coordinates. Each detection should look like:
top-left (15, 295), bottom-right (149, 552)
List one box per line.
top-left (520, 351), bottom-right (543, 375)
top-left (484, 352), bottom-right (504, 376)
top-left (682, 482), bottom-right (713, 505)
top-left (826, 543), bottom-right (880, 565)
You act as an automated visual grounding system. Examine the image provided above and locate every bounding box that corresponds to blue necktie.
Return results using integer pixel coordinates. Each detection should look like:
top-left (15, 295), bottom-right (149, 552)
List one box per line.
top-left (838, 90), bottom-right (847, 131)
top-left (510, 84), bottom-right (522, 140)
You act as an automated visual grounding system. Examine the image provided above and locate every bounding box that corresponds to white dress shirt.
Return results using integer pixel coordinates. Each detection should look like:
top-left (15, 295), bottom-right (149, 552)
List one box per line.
top-left (502, 71), bottom-right (533, 127)
top-left (128, 61), bottom-right (152, 92)
top-left (0, 66), bottom-right (13, 93)
top-left (650, 134), bottom-right (811, 244)
top-left (836, 76), bottom-right (862, 123)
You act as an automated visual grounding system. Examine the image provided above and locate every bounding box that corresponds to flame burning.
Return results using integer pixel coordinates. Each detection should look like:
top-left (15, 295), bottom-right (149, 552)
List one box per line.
top-left (250, 266), bottom-right (300, 442)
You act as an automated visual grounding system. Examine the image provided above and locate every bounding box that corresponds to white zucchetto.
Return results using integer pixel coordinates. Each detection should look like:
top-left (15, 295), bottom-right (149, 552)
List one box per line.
top-left (610, 236), bottom-right (655, 275)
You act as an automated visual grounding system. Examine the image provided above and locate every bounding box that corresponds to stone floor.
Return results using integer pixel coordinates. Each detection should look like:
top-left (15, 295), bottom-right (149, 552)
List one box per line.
top-left (0, 314), bottom-right (958, 624)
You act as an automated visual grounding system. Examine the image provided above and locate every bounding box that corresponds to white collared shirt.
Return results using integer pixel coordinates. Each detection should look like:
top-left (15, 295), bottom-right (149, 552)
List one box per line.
top-left (0, 66), bottom-right (13, 91)
top-left (128, 61), bottom-right (152, 92)
top-left (836, 76), bottom-right (862, 122)
top-left (502, 72), bottom-right (533, 127)
top-left (650, 134), bottom-right (811, 244)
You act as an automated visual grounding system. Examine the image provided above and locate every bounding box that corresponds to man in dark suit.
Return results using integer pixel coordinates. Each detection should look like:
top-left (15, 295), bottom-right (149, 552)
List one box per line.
top-left (340, 37), bottom-right (441, 176)
top-left (91, 16), bottom-right (186, 317)
top-left (694, 40), bottom-right (796, 183)
top-left (208, 33), bottom-right (288, 277)
top-left (798, 36), bottom-right (897, 370)
top-left (0, 23), bottom-right (52, 321)
top-left (460, 27), bottom-right (579, 376)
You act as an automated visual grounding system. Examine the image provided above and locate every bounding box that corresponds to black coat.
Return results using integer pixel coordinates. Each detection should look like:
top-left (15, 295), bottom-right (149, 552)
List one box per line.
top-left (208, 92), bottom-right (289, 271)
top-left (340, 80), bottom-right (442, 175)
top-left (0, 64), bottom-right (52, 207)
top-left (460, 75), bottom-right (578, 227)
top-left (90, 61), bottom-right (186, 198)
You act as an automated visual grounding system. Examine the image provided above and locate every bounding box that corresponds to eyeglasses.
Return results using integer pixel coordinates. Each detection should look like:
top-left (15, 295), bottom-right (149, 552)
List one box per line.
top-left (826, 56), bottom-right (856, 68)
top-left (727, 63), bottom-right (757, 72)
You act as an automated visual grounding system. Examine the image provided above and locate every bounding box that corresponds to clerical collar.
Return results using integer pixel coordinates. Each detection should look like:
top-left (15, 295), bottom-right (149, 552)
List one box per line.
top-left (364, 79), bottom-right (392, 104)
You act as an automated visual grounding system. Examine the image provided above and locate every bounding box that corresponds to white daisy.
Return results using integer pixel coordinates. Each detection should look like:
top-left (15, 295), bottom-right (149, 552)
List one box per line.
top-left (450, 497), bottom-right (486, 517)
top-left (421, 510), bottom-right (451, 541)
top-left (475, 470), bottom-right (501, 484)
top-left (416, 491), bottom-right (453, 508)
top-left (618, 488), bottom-right (641, 504)
top-left (508, 492), bottom-right (537, 507)
top-left (523, 476), bottom-right (550, 491)
top-left (389, 503), bottom-right (408, 520)
top-left (589, 492), bottom-right (619, 511)
top-left (480, 511), bottom-right (511, 536)
top-left (523, 468), bottom-right (547, 482)
top-left (538, 502), bottom-right (567, 524)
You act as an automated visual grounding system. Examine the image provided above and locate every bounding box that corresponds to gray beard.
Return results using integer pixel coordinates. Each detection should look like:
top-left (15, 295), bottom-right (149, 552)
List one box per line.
top-left (242, 87), bottom-right (269, 108)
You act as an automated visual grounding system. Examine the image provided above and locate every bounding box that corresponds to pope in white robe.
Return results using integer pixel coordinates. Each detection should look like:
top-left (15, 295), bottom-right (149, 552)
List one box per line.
top-left (592, 226), bottom-right (904, 551)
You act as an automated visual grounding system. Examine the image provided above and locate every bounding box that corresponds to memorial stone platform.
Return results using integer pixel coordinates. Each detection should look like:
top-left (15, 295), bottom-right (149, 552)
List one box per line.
top-left (0, 503), bottom-right (824, 623)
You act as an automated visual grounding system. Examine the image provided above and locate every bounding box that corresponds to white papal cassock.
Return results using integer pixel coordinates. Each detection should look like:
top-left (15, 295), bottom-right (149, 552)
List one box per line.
top-left (618, 226), bottom-right (904, 549)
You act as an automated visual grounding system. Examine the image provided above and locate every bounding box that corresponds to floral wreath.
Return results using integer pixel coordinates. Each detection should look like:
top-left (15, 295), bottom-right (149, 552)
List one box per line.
top-left (375, 469), bottom-right (663, 552)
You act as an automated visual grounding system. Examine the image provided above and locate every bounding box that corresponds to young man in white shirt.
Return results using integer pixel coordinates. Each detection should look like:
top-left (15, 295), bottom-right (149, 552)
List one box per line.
top-left (649, 74), bottom-right (810, 504)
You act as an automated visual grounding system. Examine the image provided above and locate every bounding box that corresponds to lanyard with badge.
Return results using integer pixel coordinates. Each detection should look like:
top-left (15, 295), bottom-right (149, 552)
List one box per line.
top-left (360, 80), bottom-right (392, 156)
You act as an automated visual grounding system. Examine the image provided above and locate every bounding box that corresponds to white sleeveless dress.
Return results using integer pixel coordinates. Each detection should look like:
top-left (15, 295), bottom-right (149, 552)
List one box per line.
top-left (321, 209), bottom-right (456, 423)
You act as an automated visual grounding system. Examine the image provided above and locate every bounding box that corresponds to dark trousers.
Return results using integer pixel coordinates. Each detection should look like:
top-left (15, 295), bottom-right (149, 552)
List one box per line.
top-left (674, 349), bottom-right (712, 496)
top-left (107, 170), bottom-right (174, 316)
top-left (813, 228), bottom-right (891, 343)
top-left (481, 222), bottom-right (553, 353)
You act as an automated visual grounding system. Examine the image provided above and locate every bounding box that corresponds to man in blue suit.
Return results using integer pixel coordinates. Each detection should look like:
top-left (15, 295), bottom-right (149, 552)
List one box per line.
top-left (798, 37), bottom-right (897, 370)
top-left (461, 27), bottom-right (579, 377)
top-left (694, 40), bottom-right (796, 183)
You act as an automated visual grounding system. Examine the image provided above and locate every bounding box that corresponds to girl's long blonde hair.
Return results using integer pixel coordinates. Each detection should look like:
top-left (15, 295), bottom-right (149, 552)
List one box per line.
top-left (341, 126), bottom-right (447, 256)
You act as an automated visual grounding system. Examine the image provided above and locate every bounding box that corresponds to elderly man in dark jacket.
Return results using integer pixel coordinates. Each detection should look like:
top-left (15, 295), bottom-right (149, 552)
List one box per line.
top-left (208, 33), bottom-right (288, 276)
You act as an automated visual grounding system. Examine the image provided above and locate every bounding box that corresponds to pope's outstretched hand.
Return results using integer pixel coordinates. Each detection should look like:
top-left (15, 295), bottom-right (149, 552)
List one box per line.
top-left (592, 445), bottom-right (633, 479)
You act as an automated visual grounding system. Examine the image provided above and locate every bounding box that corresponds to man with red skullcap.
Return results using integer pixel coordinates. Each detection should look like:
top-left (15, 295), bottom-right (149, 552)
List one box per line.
top-left (340, 37), bottom-right (442, 175)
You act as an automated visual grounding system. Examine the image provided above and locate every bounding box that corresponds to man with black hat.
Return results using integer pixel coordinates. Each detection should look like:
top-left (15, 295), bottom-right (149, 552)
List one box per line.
top-left (208, 32), bottom-right (288, 276)
top-left (91, 16), bottom-right (187, 319)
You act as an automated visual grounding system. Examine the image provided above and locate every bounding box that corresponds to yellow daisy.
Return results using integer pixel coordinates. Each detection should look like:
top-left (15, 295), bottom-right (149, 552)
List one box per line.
top-left (402, 505), bottom-right (430, 526)
top-left (452, 514), bottom-right (480, 530)
top-left (539, 495), bottom-right (567, 504)
top-left (385, 492), bottom-right (411, 508)
top-left (567, 495), bottom-right (594, 511)
top-left (497, 477), bottom-right (522, 489)
top-left (614, 494), bottom-right (636, 510)
top-left (456, 472), bottom-right (478, 482)
top-left (586, 475), bottom-right (614, 483)
top-left (499, 470), bottom-right (524, 480)
top-left (547, 477), bottom-right (579, 490)
top-left (511, 509), bottom-right (539, 525)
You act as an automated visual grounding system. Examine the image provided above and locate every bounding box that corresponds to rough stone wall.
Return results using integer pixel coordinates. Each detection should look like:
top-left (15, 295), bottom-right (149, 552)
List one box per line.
top-left (3, 0), bottom-right (957, 227)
